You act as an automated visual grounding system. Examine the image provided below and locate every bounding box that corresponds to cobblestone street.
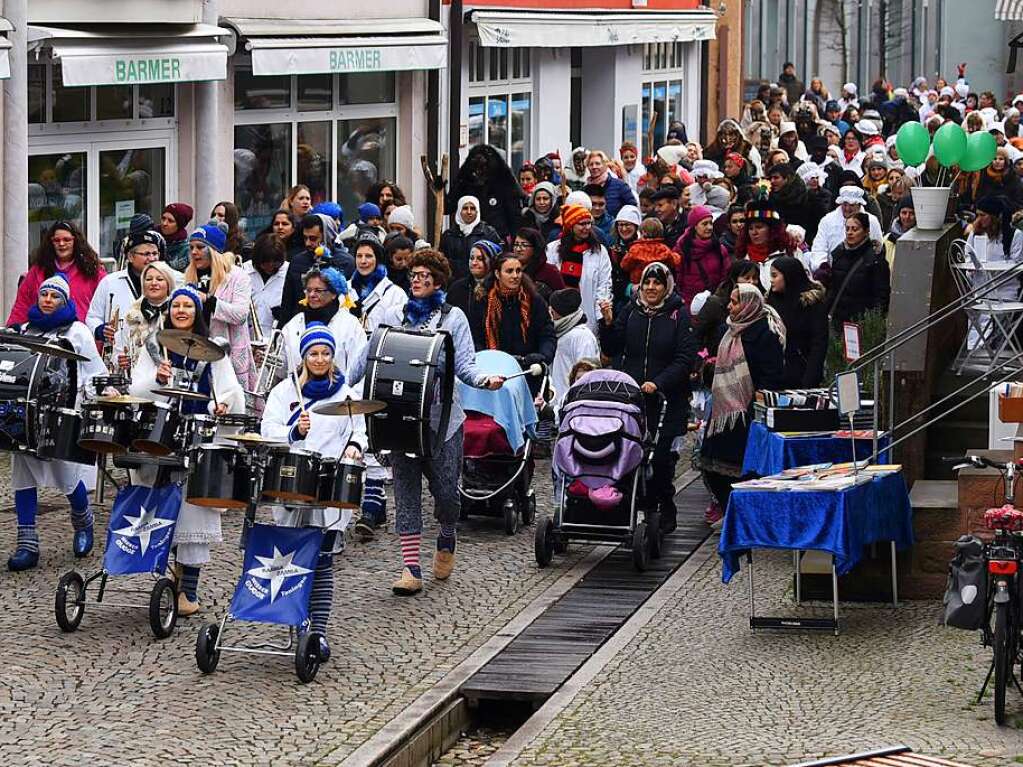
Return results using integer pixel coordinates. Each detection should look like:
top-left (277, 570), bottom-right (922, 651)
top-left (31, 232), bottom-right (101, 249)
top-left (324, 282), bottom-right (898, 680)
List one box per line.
top-left (507, 541), bottom-right (1023, 767)
top-left (0, 460), bottom-right (590, 766)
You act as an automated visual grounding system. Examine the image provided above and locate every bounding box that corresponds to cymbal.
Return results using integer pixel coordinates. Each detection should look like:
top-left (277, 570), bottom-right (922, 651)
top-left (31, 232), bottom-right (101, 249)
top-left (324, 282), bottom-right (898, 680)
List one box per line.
top-left (152, 387), bottom-right (212, 402)
top-left (31, 343), bottom-right (88, 362)
top-left (93, 394), bottom-right (152, 406)
top-left (225, 432), bottom-right (287, 446)
top-left (0, 332), bottom-right (88, 361)
top-left (157, 329), bottom-right (226, 362)
top-left (311, 398), bottom-right (387, 417)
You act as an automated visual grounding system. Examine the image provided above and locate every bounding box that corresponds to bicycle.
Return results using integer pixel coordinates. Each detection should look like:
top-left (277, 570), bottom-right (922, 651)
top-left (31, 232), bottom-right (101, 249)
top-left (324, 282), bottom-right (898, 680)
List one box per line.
top-left (946, 455), bottom-right (1023, 725)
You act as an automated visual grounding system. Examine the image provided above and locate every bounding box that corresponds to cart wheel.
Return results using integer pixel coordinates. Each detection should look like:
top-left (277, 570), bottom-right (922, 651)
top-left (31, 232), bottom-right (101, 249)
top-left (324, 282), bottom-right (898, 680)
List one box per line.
top-left (195, 623), bottom-right (221, 674)
top-left (632, 522), bottom-right (649, 572)
top-left (646, 512), bottom-right (663, 559)
top-left (521, 490), bottom-right (537, 526)
top-left (534, 516), bottom-right (555, 567)
top-left (148, 578), bottom-right (178, 639)
top-left (503, 498), bottom-right (519, 535)
top-left (54, 571), bottom-right (86, 632)
top-left (295, 631), bottom-right (322, 684)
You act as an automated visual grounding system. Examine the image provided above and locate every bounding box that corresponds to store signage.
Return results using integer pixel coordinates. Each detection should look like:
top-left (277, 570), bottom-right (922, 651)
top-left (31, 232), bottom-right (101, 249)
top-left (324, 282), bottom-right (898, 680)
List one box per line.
top-left (115, 57), bottom-right (182, 83)
top-left (55, 44), bottom-right (228, 87)
top-left (329, 49), bottom-right (383, 73)
top-left (252, 42), bottom-right (446, 76)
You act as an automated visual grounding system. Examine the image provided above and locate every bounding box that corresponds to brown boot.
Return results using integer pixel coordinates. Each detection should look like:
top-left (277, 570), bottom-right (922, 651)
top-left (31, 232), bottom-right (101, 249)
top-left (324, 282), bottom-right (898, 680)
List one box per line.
top-left (177, 591), bottom-right (201, 617)
top-left (391, 567), bottom-right (423, 596)
top-left (433, 549), bottom-right (455, 581)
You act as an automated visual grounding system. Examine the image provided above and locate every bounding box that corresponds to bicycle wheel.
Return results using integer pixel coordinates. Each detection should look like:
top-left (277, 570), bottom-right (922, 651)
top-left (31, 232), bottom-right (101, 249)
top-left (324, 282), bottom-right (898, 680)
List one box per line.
top-left (993, 600), bottom-right (1010, 726)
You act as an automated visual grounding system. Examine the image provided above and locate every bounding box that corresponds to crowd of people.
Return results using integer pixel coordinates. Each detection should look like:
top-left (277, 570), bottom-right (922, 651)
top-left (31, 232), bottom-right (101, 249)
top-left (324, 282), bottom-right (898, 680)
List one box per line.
top-left (4, 61), bottom-right (1014, 652)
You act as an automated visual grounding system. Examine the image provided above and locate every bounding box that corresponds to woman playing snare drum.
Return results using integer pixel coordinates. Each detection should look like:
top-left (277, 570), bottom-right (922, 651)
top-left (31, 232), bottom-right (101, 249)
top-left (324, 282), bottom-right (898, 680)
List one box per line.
top-left (261, 321), bottom-right (365, 661)
top-left (6, 274), bottom-right (106, 571)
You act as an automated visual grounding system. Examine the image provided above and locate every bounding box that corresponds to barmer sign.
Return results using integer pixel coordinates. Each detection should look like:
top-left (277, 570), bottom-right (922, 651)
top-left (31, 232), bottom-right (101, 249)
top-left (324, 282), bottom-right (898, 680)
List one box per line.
top-left (115, 57), bottom-right (183, 83)
top-left (54, 42), bottom-right (228, 87)
top-left (251, 42), bottom-right (446, 76)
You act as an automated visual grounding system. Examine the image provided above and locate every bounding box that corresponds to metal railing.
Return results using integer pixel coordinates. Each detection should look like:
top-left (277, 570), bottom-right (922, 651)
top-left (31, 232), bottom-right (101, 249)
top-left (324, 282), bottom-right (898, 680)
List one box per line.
top-left (837, 253), bottom-right (1023, 463)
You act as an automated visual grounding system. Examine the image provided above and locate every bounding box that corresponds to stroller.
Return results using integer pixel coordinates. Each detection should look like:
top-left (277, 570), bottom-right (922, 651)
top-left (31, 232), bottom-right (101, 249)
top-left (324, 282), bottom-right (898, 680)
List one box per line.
top-left (458, 350), bottom-right (544, 535)
top-left (535, 369), bottom-right (665, 572)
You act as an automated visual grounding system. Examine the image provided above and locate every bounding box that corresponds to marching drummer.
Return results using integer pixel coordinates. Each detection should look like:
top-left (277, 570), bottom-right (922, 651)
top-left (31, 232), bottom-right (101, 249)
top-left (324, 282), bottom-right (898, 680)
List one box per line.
top-left (118, 261), bottom-right (178, 371)
top-left (351, 250), bottom-right (504, 597)
top-left (6, 274), bottom-right (106, 572)
top-left (261, 321), bottom-right (366, 661)
top-left (349, 231), bottom-right (407, 541)
top-left (279, 266), bottom-right (366, 384)
top-left (129, 285), bottom-right (245, 615)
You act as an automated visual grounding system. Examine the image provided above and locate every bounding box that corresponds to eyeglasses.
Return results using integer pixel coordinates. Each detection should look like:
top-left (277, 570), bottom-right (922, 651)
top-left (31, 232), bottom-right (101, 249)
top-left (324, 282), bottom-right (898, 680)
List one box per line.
top-left (304, 288), bottom-right (329, 296)
top-left (512, 241), bottom-right (531, 250)
top-left (410, 271), bottom-right (433, 282)
top-left (133, 250), bottom-right (160, 259)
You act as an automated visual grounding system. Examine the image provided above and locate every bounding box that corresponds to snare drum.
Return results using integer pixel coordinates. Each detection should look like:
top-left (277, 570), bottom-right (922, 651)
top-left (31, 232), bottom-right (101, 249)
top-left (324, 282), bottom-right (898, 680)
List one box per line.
top-left (78, 403), bottom-right (137, 454)
top-left (216, 413), bottom-right (259, 434)
top-left (185, 444), bottom-right (251, 509)
top-left (36, 407), bottom-right (96, 465)
top-left (93, 374), bottom-right (129, 393)
top-left (317, 457), bottom-right (366, 509)
top-left (263, 448), bottom-right (321, 502)
top-left (132, 401), bottom-right (184, 456)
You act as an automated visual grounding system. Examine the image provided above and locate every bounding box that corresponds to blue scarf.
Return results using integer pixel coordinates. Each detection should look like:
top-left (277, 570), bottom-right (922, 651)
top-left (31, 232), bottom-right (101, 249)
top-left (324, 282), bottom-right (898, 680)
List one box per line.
top-left (405, 289), bottom-right (447, 327)
top-left (352, 265), bottom-right (387, 301)
top-left (286, 371), bottom-right (346, 426)
top-left (169, 352), bottom-right (212, 415)
top-left (27, 300), bottom-right (77, 332)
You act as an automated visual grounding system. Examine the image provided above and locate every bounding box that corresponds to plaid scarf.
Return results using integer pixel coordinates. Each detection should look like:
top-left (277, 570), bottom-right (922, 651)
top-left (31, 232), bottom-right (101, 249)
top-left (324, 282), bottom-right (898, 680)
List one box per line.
top-left (485, 283), bottom-right (531, 350)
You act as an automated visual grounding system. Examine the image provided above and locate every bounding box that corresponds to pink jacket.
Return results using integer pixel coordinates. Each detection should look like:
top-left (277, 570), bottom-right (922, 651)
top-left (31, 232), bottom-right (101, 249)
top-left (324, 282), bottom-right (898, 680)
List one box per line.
top-left (209, 267), bottom-right (256, 390)
top-left (7, 261), bottom-right (107, 327)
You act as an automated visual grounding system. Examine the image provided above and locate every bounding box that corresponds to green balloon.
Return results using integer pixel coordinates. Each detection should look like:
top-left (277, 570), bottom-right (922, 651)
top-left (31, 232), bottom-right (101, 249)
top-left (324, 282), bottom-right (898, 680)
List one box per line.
top-left (933, 122), bottom-right (967, 168)
top-left (960, 131), bottom-right (998, 173)
top-left (895, 122), bottom-right (930, 166)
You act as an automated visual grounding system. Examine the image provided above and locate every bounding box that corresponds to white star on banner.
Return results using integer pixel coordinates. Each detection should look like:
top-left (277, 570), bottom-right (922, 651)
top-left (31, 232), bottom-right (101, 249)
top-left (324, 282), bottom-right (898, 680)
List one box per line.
top-left (246, 547), bottom-right (314, 603)
top-left (112, 505), bottom-right (175, 555)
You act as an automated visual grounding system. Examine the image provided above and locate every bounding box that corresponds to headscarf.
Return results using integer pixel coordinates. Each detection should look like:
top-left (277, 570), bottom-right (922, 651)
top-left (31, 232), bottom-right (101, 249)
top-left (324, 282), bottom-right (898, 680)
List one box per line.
top-left (527, 181), bottom-right (559, 225)
top-left (706, 283), bottom-right (785, 439)
top-left (636, 262), bottom-right (675, 314)
top-left (455, 195), bottom-right (482, 236)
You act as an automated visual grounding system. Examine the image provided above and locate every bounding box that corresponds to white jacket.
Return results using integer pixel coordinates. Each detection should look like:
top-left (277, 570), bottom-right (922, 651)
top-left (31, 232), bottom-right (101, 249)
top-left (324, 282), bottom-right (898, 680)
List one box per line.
top-left (129, 345), bottom-right (246, 415)
top-left (280, 309), bottom-right (368, 386)
top-left (86, 268), bottom-right (182, 341)
top-left (244, 260), bottom-right (288, 340)
top-left (551, 323), bottom-right (600, 412)
top-left (358, 277), bottom-right (408, 336)
top-left (811, 208), bottom-right (884, 258)
top-left (545, 241), bottom-right (612, 335)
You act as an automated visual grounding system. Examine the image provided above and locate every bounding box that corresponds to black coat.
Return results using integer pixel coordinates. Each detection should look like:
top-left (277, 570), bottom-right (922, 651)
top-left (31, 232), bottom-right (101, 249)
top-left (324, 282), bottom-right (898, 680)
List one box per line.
top-left (439, 222), bottom-right (502, 282)
top-left (465, 287), bottom-right (557, 366)
top-left (520, 209), bottom-right (559, 242)
top-left (826, 239), bottom-right (891, 327)
top-left (767, 283), bottom-right (829, 387)
top-left (770, 174), bottom-right (828, 243)
top-left (599, 292), bottom-right (698, 438)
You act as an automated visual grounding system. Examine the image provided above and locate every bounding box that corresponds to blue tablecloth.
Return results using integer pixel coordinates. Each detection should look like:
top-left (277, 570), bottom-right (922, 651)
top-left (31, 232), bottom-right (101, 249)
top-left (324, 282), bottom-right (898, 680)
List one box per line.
top-left (741, 421), bottom-right (891, 476)
top-left (718, 472), bottom-right (914, 583)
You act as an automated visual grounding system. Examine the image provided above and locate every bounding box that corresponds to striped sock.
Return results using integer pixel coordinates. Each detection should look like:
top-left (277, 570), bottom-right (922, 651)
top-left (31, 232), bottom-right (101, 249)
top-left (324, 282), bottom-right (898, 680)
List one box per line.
top-left (16, 525), bottom-right (39, 554)
top-left (399, 534), bottom-right (421, 578)
top-left (308, 553), bottom-right (333, 635)
top-left (180, 565), bottom-right (201, 602)
top-left (362, 478), bottom-right (387, 524)
top-left (67, 482), bottom-right (93, 532)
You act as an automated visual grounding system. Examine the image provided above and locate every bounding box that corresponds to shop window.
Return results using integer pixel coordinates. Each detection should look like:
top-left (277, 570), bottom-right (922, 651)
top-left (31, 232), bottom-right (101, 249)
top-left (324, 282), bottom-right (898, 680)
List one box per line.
top-left (99, 147), bottom-right (166, 258)
top-left (642, 43), bottom-right (684, 74)
top-left (468, 96), bottom-right (485, 148)
top-left (97, 85), bottom-right (134, 121)
top-left (339, 72), bottom-right (395, 105)
top-left (235, 122), bottom-right (293, 237)
top-left (28, 61), bottom-right (46, 124)
top-left (29, 60), bottom-right (176, 125)
top-left (51, 64), bottom-right (90, 123)
top-left (297, 121), bottom-right (332, 206)
top-left (641, 78), bottom-right (685, 157)
top-left (139, 83), bottom-right (175, 119)
top-left (466, 42), bottom-right (532, 165)
top-left (235, 69), bottom-right (291, 110)
top-left (337, 117), bottom-right (396, 221)
top-left (298, 74), bottom-right (333, 112)
top-left (28, 152), bottom-right (87, 251)
top-left (511, 92), bottom-right (531, 171)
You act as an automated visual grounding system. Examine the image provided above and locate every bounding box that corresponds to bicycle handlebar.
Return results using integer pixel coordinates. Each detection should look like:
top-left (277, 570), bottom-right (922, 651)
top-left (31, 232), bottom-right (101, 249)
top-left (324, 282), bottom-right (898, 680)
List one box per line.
top-left (943, 455), bottom-right (1020, 471)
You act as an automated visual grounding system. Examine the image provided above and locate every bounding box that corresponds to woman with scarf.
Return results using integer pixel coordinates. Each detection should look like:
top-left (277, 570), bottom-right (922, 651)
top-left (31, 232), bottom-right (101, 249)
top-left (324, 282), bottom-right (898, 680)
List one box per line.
top-left (599, 262), bottom-right (698, 534)
top-left (8, 220), bottom-right (106, 326)
top-left (545, 204), bottom-right (613, 334)
top-left (468, 252), bottom-right (557, 378)
top-left (699, 283), bottom-right (785, 522)
top-left (160, 203), bottom-right (194, 271)
top-left (118, 261), bottom-right (178, 371)
top-left (549, 288), bottom-right (599, 413)
top-left (837, 129), bottom-right (867, 177)
top-left (447, 240), bottom-right (501, 317)
top-left (766, 256), bottom-right (828, 387)
top-left (513, 227), bottom-right (564, 300)
top-left (883, 195), bottom-right (916, 268)
top-left (261, 322), bottom-right (366, 662)
top-left (349, 250), bottom-right (504, 596)
top-left (279, 266), bottom-right (366, 385)
top-left (5, 274), bottom-right (106, 571)
top-left (184, 223), bottom-right (256, 390)
top-left (960, 147), bottom-right (1023, 211)
top-left (826, 212), bottom-right (891, 328)
top-left (520, 182), bottom-right (561, 241)
top-left (674, 206), bottom-right (731, 308)
top-left (733, 197), bottom-right (797, 270)
top-left (128, 285), bottom-right (245, 613)
top-left (439, 195), bottom-right (502, 282)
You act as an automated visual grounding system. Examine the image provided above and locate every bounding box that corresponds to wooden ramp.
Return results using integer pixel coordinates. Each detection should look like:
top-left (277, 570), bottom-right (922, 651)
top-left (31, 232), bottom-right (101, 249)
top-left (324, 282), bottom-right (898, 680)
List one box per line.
top-left (460, 480), bottom-right (711, 705)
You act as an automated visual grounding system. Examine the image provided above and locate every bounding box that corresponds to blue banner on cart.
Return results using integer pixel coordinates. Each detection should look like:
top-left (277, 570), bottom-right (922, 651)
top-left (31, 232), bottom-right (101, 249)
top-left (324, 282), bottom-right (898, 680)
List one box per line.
top-left (229, 524), bottom-right (323, 626)
top-left (103, 484), bottom-right (181, 576)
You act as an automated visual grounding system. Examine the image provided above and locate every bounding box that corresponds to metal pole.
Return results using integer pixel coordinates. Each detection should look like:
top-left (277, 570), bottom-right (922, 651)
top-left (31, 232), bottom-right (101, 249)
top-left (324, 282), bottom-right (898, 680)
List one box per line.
top-left (747, 551), bottom-right (756, 629)
top-left (831, 559), bottom-right (840, 636)
top-left (3, 0), bottom-right (28, 319)
top-left (194, 0), bottom-right (220, 222)
top-left (887, 348), bottom-right (895, 460)
top-left (890, 540), bottom-right (899, 607)
top-left (872, 358), bottom-right (880, 460)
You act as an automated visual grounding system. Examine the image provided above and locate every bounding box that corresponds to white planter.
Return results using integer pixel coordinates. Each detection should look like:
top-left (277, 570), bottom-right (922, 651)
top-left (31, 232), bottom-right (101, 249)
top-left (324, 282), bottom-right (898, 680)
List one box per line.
top-left (910, 186), bottom-right (952, 229)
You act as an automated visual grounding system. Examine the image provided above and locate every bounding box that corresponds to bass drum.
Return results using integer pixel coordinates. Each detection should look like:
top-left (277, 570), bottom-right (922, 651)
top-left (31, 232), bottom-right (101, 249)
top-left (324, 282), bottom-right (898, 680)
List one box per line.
top-left (36, 407), bottom-right (96, 465)
top-left (364, 327), bottom-right (454, 458)
top-left (0, 342), bottom-right (75, 451)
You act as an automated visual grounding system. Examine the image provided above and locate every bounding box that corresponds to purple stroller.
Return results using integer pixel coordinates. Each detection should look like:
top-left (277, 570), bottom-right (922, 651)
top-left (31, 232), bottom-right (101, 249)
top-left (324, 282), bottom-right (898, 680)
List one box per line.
top-left (535, 369), bottom-right (664, 571)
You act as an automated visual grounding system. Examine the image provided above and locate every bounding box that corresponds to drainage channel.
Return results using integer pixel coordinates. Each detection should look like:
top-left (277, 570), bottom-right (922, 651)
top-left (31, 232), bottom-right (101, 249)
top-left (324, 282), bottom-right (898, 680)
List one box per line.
top-left (372, 479), bottom-right (712, 767)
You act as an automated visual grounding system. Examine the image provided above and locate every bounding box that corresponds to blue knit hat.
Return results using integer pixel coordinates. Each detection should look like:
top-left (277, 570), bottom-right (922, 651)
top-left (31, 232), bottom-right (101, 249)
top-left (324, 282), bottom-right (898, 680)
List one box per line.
top-left (358, 202), bottom-right (382, 221)
top-left (39, 272), bottom-right (71, 304)
top-left (312, 201), bottom-right (343, 222)
top-left (189, 223), bottom-right (227, 254)
top-left (299, 321), bottom-right (336, 358)
top-left (473, 240), bottom-right (503, 263)
top-left (170, 285), bottom-right (204, 312)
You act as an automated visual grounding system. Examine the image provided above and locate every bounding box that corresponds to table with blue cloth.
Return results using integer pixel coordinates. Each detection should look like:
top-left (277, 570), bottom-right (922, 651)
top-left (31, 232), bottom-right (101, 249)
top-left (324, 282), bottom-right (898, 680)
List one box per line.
top-left (718, 471), bottom-right (914, 634)
top-left (741, 421), bottom-right (891, 477)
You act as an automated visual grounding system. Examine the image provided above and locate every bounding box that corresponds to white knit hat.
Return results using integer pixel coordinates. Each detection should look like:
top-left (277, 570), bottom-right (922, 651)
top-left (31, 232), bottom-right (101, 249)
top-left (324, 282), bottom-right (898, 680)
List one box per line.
top-left (387, 205), bottom-right (415, 231)
top-left (564, 190), bottom-right (592, 210)
top-left (614, 205), bottom-right (642, 226)
top-left (691, 159), bottom-right (722, 179)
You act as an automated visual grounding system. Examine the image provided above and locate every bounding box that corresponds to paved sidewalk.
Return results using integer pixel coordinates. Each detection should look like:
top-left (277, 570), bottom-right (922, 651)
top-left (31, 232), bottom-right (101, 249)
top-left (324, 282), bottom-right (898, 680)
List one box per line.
top-left (506, 539), bottom-right (1023, 767)
top-left (0, 460), bottom-right (594, 766)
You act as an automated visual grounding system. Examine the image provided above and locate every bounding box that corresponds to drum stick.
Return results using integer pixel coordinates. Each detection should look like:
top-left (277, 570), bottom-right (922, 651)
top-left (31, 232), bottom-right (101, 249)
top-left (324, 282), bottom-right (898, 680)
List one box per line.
top-left (501, 363), bottom-right (544, 382)
top-left (291, 368), bottom-right (306, 415)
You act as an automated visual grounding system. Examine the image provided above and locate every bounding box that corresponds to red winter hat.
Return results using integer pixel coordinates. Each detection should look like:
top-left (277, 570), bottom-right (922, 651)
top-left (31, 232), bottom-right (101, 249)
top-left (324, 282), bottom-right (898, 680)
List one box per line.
top-left (163, 202), bottom-right (194, 230)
